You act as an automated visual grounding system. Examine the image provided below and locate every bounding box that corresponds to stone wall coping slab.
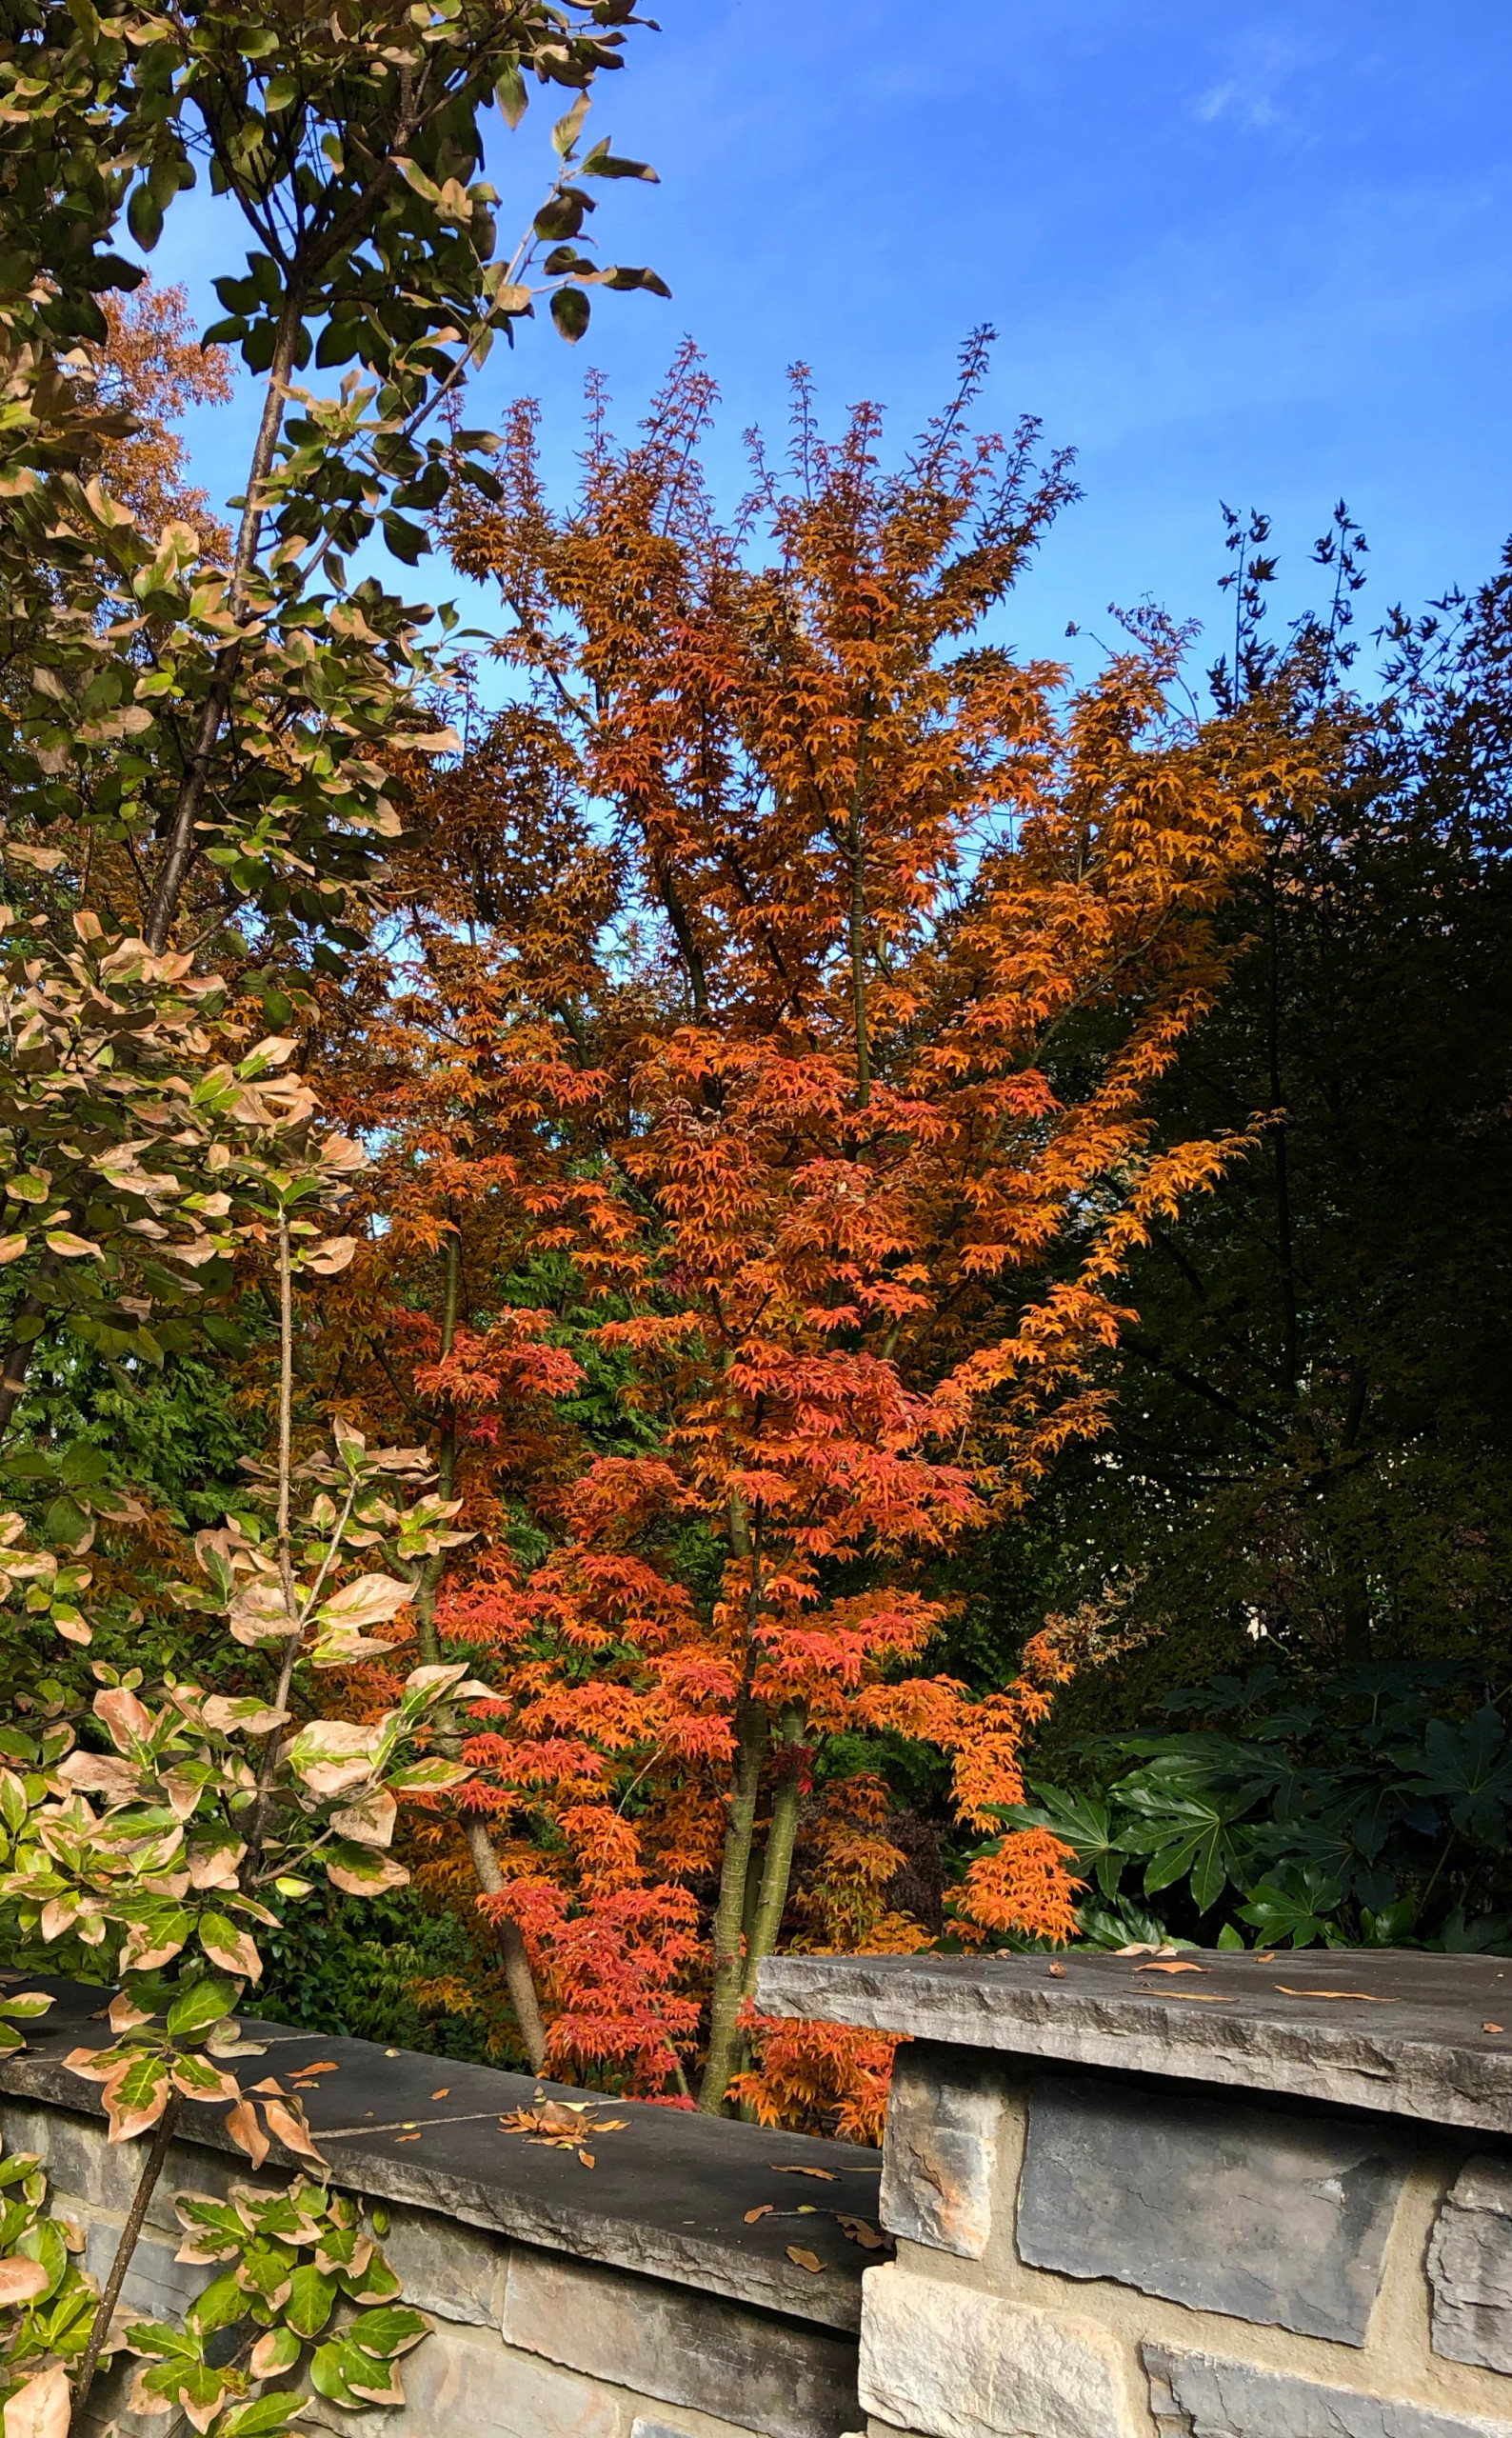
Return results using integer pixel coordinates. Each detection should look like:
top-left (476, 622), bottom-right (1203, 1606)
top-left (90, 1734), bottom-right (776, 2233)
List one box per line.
top-left (0, 1975), bottom-right (876, 2333)
top-left (756, 1948), bottom-right (1512, 2134)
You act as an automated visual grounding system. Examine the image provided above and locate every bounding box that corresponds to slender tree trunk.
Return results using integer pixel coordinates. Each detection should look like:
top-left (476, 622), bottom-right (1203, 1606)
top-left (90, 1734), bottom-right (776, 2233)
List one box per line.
top-left (846, 785), bottom-right (870, 1110)
top-left (0, 1277), bottom-right (50, 1437)
top-left (742, 1705), bottom-right (803, 1995)
top-left (699, 1692), bottom-right (766, 2114)
top-left (244, 1214), bottom-right (301, 1876)
top-left (1263, 861), bottom-right (1299, 1396)
top-left (144, 290), bottom-right (305, 951)
top-left (70, 2093), bottom-right (184, 2430)
top-left (412, 1231), bottom-right (548, 2072)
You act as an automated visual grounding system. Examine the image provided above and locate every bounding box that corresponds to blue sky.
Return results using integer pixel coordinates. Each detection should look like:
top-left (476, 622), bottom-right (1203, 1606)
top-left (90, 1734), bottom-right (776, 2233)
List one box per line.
top-left (156, 0), bottom-right (1512, 673)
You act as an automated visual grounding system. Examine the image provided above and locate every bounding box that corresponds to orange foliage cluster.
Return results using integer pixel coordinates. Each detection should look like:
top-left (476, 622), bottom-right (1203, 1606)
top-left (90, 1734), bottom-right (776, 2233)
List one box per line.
top-left (308, 341), bottom-right (1270, 2119)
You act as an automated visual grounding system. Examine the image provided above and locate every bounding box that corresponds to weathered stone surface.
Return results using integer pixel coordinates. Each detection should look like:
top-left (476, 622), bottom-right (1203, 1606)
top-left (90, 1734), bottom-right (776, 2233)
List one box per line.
top-left (0, 1978), bottom-right (875, 2333)
top-left (629, 2422), bottom-right (766, 2438)
top-left (503, 2246), bottom-right (859, 2438)
top-left (84, 2225), bottom-right (214, 2321)
top-left (375, 2203), bottom-right (505, 2328)
top-left (1144, 2344), bottom-right (1512, 2438)
top-left (858, 2265), bottom-right (1134, 2438)
top-left (1430, 2153), bottom-right (1512, 2369)
top-left (322, 2105), bottom-right (873, 2333)
top-left (756, 1951), bottom-right (1512, 2135)
top-left (305, 2322), bottom-right (622, 2438)
top-left (879, 2048), bottom-right (999, 2259)
top-left (1017, 2075), bottom-right (1406, 2343)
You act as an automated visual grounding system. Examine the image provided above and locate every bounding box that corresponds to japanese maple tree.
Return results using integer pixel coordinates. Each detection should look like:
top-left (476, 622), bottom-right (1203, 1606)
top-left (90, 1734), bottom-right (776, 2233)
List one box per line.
top-left (316, 339), bottom-right (1270, 2119)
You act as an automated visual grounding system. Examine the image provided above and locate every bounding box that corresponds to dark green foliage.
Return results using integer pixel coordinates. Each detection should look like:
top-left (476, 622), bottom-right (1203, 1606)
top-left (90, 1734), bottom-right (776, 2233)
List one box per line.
top-left (998, 1661), bottom-right (1512, 1952)
top-left (254, 1887), bottom-right (507, 2063)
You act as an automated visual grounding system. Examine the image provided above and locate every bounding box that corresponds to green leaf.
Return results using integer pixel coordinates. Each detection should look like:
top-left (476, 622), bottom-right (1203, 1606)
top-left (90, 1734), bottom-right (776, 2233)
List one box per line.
top-left (551, 91), bottom-right (589, 156)
top-left (0, 1992), bottom-right (52, 2022)
top-left (581, 144), bottom-right (659, 181)
top-left (494, 63), bottom-right (527, 128)
top-left (127, 183), bottom-right (163, 250)
top-left (221, 2393), bottom-right (308, 2438)
top-left (167, 1976), bottom-right (237, 2039)
top-left (348, 2304), bottom-right (428, 2361)
top-left (550, 286), bottom-right (590, 344)
top-left (309, 2340), bottom-right (365, 2408)
top-left (187, 2272), bottom-right (247, 2340)
top-left (284, 2264), bottom-right (336, 2339)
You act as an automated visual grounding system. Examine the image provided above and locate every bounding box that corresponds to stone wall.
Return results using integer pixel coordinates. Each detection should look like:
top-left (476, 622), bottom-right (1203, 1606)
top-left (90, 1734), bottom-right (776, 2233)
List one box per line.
top-left (0, 1980), bottom-right (870, 2438)
top-left (760, 1946), bottom-right (1512, 2438)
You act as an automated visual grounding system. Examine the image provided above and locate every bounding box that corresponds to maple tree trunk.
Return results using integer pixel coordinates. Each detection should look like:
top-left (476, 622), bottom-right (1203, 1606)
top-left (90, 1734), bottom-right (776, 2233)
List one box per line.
top-left (70, 2092), bottom-right (184, 2429)
top-left (413, 1230), bottom-right (548, 2074)
top-left (846, 783), bottom-right (870, 1109)
top-left (742, 1705), bottom-right (803, 1996)
top-left (699, 1693), bottom-right (766, 2113)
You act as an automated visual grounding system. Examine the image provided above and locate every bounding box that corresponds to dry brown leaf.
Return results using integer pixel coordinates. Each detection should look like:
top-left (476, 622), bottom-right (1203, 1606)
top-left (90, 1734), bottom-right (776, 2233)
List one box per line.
top-left (0, 2261), bottom-right (50, 2308)
top-left (1136, 1961), bottom-right (1205, 1975)
top-left (249, 2077), bottom-right (286, 2097)
top-left (263, 2098), bottom-right (326, 2161)
top-left (771, 2166), bottom-right (836, 2180)
top-left (1046, 1962), bottom-right (1067, 1977)
top-left (745, 2204), bottom-right (773, 2225)
top-left (837, 2215), bottom-right (886, 2250)
top-left (294, 2060), bottom-right (340, 2074)
top-left (430, 2088), bottom-right (450, 2099)
top-left (1165, 1992), bottom-right (1235, 2003)
top-left (578, 2149), bottom-right (595, 2168)
top-left (223, 2099), bottom-right (269, 2170)
top-left (1485, 2022), bottom-right (1505, 2033)
top-left (1256, 1950), bottom-right (1277, 1962)
top-left (1273, 1987), bottom-right (1395, 2003)
top-left (394, 2133), bottom-right (421, 2144)
top-left (3, 2365), bottom-right (70, 2438)
top-left (786, 2246), bottom-right (825, 2273)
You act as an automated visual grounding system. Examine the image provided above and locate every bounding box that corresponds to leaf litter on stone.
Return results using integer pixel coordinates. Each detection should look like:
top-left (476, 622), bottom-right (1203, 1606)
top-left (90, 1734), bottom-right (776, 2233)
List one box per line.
top-left (786, 2247), bottom-right (824, 2273)
top-left (745, 2205), bottom-right (773, 2224)
top-left (1273, 1987), bottom-right (1395, 2003)
top-left (500, 2101), bottom-right (627, 2160)
top-left (770, 2166), bottom-right (835, 2180)
top-left (837, 2215), bottom-right (886, 2250)
top-left (1136, 1961), bottom-right (1205, 1975)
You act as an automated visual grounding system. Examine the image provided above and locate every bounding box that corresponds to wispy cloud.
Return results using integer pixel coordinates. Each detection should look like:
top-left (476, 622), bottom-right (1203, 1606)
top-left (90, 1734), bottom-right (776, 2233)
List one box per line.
top-left (1193, 32), bottom-right (1312, 132)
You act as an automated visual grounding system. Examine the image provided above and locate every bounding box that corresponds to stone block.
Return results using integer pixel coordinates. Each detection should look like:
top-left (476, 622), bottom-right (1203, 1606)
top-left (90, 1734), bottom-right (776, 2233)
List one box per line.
top-left (503, 2245), bottom-right (859, 2438)
top-left (1018, 2076), bottom-right (1405, 2344)
top-left (84, 2225), bottom-right (215, 2321)
top-left (879, 2049), bottom-right (999, 2259)
top-left (1144, 2343), bottom-right (1512, 2438)
top-left (305, 2321), bottom-right (622, 2438)
top-left (858, 2264), bottom-right (1135, 2438)
top-left (629, 2423), bottom-right (764, 2438)
top-left (1430, 2153), bottom-right (1512, 2370)
top-left (376, 2202), bottom-right (505, 2328)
